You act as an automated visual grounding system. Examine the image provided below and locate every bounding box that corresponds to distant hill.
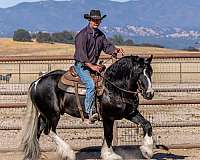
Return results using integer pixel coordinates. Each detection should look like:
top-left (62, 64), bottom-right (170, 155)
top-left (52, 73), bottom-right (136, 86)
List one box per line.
top-left (1, 0), bottom-right (200, 49)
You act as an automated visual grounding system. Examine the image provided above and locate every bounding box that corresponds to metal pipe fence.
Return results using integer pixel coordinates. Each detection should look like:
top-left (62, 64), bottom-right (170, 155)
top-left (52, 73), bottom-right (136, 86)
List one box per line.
top-left (0, 102), bottom-right (200, 150)
top-left (0, 54), bottom-right (199, 84)
top-left (0, 54), bottom-right (200, 151)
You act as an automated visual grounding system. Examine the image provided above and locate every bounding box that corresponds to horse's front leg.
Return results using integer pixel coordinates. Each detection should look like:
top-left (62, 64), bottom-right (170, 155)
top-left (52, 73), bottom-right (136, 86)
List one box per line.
top-left (101, 118), bottom-right (122, 160)
top-left (126, 110), bottom-right (153, 159)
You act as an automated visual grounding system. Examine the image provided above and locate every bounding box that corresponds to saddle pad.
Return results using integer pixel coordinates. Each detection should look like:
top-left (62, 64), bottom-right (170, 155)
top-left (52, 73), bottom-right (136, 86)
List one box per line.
top-left (58, 79), bottom-right (105, 96)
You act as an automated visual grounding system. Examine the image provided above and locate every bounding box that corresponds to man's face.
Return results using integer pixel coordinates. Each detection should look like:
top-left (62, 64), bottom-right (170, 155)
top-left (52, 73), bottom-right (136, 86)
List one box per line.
top-left (90, 19), bottom-right (101, 29)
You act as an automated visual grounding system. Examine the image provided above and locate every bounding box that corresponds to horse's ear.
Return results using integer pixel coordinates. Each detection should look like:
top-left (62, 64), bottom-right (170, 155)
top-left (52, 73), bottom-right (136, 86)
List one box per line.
top-left (146, 55), bottom-right (153, 63)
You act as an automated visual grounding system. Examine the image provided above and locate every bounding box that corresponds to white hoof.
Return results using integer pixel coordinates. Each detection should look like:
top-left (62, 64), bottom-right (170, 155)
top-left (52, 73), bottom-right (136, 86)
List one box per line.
top-left (101, 152), bottom-right (123, 160)
top-left (56, 146), bottom-right (76, 160)
top-left (140, 145), bottom-right (153, 159)
top-left (67, 150), bottom-right (76, 160)
top-left (49, 131), bottom-right (76, 160)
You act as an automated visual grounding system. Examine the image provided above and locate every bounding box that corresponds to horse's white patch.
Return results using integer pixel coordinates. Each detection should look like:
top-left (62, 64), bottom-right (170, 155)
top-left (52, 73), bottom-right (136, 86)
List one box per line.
top-left (34, 78), bottom-right (40, 92)
top-left (101, 139), bottom-right (122, 160)
top-left (140, 134), bottom-right (153, 159)
top-left (143, 69), bottom-right (153, 93)
top-left (143, 134), bottom-right (153, 147)
top-left (49, 131), bottom-right (75, 160)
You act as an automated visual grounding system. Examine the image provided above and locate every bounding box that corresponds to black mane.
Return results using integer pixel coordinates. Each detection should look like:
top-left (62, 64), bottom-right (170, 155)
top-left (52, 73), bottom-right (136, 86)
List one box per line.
top-left (104, 55), bottom-right (143, 95)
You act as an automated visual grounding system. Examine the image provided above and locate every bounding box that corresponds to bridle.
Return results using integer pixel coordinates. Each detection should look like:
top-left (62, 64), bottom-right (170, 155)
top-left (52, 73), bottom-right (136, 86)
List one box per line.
top-left (137, 68), bottom-right (154, 95)
top-left (98, 71), bottom-right (146, 105)
top-left (98, 55), bottom-right (153, 97)
top-left (98, 67), bottom-right (147, 96)
top-left (137, 79), bottom-right (146, 95)
top-left (98, 73), bottom-right (140, 95)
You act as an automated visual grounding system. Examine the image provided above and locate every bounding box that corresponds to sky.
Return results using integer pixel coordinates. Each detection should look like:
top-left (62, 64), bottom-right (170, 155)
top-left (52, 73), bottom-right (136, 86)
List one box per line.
top-left (0, 0), bottom-right (131, 8)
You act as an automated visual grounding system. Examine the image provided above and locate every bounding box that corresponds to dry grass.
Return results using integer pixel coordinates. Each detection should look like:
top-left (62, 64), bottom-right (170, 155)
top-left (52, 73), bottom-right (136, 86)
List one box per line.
top-left (0, 38), bottom-right (194, 57)
top-left (0, 38), bottom-right (73, 56)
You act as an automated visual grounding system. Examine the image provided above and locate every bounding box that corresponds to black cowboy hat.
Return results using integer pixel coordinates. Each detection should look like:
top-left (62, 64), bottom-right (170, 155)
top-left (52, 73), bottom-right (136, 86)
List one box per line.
top-left (84, 9), bottom-right (107, 20)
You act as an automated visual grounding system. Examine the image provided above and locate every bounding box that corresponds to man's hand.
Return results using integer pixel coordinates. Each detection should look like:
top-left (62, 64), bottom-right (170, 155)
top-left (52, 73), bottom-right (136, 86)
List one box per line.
top-left (113, 48), bottom-right (124, 58)
top-left (90, 65), bottom-right (102, 73)
top-left (85, 63), bottom-right (102, 73)
top-left (115, 48), bottom-right (124, 55)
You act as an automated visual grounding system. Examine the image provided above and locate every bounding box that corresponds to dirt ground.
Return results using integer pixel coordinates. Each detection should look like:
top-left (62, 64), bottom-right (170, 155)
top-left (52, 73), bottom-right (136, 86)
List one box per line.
top-left (0, 83), bottom-right (200, 160)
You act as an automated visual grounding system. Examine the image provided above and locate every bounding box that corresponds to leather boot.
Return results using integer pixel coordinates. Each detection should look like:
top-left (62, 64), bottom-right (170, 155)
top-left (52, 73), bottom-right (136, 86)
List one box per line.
top-left (89, 113), bottom-right (99, 124)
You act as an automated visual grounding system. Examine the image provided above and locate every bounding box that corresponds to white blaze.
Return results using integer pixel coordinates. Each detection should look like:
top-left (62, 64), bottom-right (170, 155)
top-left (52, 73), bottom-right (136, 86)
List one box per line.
top-left (143, 69), bottom-right (153, 93)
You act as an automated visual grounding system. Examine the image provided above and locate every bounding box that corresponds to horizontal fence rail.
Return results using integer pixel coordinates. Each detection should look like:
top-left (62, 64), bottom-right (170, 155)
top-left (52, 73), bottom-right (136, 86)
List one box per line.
top-left (0, 86), bottom-right (199, 95)
top-left (1, 99), bottom-right (200, 108)
top-left (1, 121), bottom-right (200, 131)
top-left (0, 52), bottom-right (200, 61)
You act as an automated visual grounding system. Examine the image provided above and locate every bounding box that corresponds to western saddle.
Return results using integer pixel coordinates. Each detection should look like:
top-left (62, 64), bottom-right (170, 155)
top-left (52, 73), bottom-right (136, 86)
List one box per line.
top-left (58, 66), bottom-right (104, 122)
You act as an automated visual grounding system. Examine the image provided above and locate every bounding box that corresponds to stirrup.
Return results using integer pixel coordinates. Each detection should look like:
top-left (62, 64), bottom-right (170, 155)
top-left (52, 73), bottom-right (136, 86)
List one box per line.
top-left (89, 113), bottom-right (99, 124)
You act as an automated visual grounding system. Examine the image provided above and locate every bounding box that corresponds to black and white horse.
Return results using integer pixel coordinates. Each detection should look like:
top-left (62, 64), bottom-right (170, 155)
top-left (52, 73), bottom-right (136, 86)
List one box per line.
top-left (21, 55), bottom-right (154, 160)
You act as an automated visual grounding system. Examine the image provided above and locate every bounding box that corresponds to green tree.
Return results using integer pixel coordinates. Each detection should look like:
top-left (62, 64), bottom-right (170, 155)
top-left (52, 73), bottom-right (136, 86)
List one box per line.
top-left (36, 32), bottom-right (52, 43)
top-left (52, 31), bottom-right (74, 44)
top-left (13, 29), bottom-right (32, 42)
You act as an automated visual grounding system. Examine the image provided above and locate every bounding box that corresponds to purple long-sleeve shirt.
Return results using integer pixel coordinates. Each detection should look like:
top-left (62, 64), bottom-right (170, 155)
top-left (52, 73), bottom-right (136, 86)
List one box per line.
top-left (74, 24), bottom-right (116, 64)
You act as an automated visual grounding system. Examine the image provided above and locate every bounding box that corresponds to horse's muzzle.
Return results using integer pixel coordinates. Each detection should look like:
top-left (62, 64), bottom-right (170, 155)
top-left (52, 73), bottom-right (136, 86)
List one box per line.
top-left (143, 90), bottom-right (154, 100)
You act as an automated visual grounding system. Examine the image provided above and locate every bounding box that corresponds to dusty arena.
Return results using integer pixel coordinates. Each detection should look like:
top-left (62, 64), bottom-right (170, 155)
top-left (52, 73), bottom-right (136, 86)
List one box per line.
top-left (0, 54), bottom-right (200, 159)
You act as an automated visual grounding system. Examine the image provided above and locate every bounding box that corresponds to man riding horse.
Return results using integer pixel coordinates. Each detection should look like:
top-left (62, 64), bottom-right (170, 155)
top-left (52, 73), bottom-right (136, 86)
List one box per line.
top-left (74, 9), bottom-right (124, 123)
top-left (21, 9), bottom-right (156, 160)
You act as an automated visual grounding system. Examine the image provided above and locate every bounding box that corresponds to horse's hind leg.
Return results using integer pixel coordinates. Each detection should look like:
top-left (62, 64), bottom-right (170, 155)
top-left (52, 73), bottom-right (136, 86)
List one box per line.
top-left (126, 110), bottom-right (153, 159)
top-left (37, 114), bottom-right (46, 139)
top-left (36, 115), bottom-right (48, 160)
top-left (48, 114), bottom-right (76, 160)
top-left (101, 118), bottom-right (122, 160)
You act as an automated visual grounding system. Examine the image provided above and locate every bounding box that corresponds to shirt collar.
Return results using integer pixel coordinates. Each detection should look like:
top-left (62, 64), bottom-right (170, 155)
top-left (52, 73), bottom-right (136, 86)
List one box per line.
top-left (86, 24), bottom-right (99, 35)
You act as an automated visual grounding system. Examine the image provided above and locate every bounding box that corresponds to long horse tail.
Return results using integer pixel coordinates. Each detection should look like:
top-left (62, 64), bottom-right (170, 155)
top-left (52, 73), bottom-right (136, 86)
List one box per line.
top-left (20, 83), bottom-right (40, 160)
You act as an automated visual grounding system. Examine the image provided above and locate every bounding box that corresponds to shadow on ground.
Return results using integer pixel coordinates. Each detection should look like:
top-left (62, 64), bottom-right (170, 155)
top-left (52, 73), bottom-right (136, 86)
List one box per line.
top-left (76, 145), bottom-right (187, 159)
top-left (153, 152), bottom-right (187, 160)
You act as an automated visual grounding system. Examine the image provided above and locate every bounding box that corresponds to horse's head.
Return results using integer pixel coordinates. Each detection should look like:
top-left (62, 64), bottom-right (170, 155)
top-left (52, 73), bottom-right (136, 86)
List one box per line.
top-left (104, 55), bottom-right (154, 100)
top-left (134, 55), bottom-right (154, 100)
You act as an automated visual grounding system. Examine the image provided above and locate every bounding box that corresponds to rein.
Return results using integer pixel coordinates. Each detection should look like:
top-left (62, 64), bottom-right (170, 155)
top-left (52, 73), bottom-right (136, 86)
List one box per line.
top-left (99, 54), bottom-right (140, 95)
top-left (98, 72), bottom-right (139, 95)
top-left (100, 55), bottom-right (117, 65)
top-left (101, 52), bottom-right (124, 65)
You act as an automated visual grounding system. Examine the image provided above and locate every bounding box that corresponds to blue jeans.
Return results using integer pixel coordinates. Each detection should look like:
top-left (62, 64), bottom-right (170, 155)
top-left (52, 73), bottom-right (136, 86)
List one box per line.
top-left (74, 62), bottom-right (95, 115)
